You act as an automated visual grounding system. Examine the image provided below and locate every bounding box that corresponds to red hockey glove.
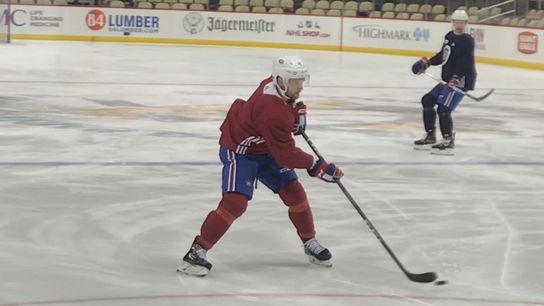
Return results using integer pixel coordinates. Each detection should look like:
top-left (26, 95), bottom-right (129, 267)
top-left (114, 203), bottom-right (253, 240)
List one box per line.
top-left (308, 159), bottom-right (344, 183)
top-left (292, 101), bottom-right (307, 136)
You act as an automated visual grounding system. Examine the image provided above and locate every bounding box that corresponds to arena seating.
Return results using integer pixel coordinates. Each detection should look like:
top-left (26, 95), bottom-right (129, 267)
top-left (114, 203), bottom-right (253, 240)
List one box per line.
top-left (9, 0), bottom-right (543, 28)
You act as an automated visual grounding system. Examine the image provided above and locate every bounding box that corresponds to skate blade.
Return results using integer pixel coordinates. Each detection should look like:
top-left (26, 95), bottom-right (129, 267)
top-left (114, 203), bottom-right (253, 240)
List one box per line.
top-left (177, 262), bottom-right (209, 277)
top-left (308, 256), bottom-right (333, 267)
top-left (430, 149), bottom-right (454, 156)
top-left (414, 144), bottom-right (433, 151)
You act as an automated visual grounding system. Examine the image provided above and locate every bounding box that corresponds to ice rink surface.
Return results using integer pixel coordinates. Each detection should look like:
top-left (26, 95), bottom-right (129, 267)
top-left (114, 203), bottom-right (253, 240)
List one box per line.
top-left (1, 41), bottom-right (543, 306)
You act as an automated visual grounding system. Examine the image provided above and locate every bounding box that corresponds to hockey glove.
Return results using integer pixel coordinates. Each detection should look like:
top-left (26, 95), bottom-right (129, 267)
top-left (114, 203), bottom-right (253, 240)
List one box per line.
top-left (292, 101), bottom-right (307, 136)
top-left (411, 57), bottom-right (429, 75)
top-left (308, 159), bottom-right (344, 183)
top-left (447, 75), bottom-right (461, 90)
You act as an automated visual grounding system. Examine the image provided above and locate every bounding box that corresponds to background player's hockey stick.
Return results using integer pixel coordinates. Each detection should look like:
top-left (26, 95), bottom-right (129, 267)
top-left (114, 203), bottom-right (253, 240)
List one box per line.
top-left (424, 72), bottom-right (495, 102)
top-left (301, 131), bottom-right (438, 283)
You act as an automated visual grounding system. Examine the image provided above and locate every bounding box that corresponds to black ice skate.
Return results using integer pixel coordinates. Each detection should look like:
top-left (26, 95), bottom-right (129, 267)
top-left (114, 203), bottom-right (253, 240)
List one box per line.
top-left (177, 242), bottom-right (212, 277)
top-left (431, 133), bottom-right (455, 156)
top-left (304, 238), bottom-right (332, 267)
top-left (414, 132), bottom-right (437, 151)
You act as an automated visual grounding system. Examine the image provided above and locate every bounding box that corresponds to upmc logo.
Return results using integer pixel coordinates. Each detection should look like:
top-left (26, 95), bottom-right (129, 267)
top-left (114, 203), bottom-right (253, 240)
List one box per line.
top-left (1, 9), bottom-right (27, 26)
top-left (86, 9), bottom-right (106, 31)
top-left (518, 31), bottom-right (538, 55)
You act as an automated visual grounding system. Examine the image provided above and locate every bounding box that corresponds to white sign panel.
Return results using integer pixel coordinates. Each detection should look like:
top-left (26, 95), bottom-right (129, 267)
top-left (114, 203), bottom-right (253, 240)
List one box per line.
top-left (342, 17), bottom-right (448, 52)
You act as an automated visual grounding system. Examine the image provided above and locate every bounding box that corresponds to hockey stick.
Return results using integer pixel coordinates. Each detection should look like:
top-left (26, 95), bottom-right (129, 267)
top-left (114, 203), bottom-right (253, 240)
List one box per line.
top-left (301, 131), bottom-right (437, 283)
top-left (424, 72), bottom-right (495, 102)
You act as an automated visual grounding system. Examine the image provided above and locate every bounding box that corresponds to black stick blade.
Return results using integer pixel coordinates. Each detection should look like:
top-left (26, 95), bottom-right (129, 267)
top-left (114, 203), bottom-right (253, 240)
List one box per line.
top-left (407, 272), bottom-right (437, 283)
top-left (475, 88), bottom-right (495, 101)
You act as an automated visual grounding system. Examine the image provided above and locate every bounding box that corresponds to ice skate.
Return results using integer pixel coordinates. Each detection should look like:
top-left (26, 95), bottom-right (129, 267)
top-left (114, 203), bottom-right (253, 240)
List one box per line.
top-left (431, 133), bottom-right (455, 156)
top-left (414, 132), bottom-right (436, 151)
top-left (304, 238), bottom-right (332, 267)
top-left (177, 242), bottom-right (212, 277)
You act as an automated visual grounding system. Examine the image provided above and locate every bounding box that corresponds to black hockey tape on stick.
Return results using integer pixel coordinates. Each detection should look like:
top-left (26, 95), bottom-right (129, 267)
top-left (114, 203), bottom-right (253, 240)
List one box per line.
top-left (424, 72), bottom-right (495, 102)
top-left (301, 131), bottom-right (437, 284)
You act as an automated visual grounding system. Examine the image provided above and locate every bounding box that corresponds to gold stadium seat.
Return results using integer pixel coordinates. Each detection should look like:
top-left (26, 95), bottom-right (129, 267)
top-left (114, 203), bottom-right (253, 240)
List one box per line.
top-left (394, 3), bottom-right (406, 12)
top-left (396, 12), bottom-right (409, 19)
top-left (382, 11), bottom-right (395, 18)
top-left (432, 5), bottom-right (445, 14)
top-left (264, 0), bottom-right (279, 8)
top-left (490, 7), bottom-right (501, 15)
top-left (218, 4), bottom-right (233, 10)
top-left (235, 5), bottom-right (250, 11)
top-left (295, 7), bottom-right (310, 14)
top-left (268, 7), bottom-right (283, 13)
top-left (311, 8), bottom-right (325, 15)
top-left (108, 0), bottom-right (124, 6)
top-left (434, 14), bottom-right (446, 21)
top-left (500, 17), bottom-right (510, 25)
top-left (155, 2), bottom-right (171, 8)
top-left (410, 13), bottom-right (423, 20)
top-left (301, 0), bottom-right (315, 9)
top-left (381, 2), bottom-right (394, 11)
top-left (517, 18), bottom-right (528, 26)
top-left (327, 8), bottom-right (341, 15)
top-left (343, 9), bottom-right (357, 16)
top-left (137, 1), bottom-right (153, 8)
top-left (249, 0), bottom-right (263, 7)
top-left (279, 0), bottom-right (293, 10)
top-left (315, 0), bottom-right (329, 10)
top-left (171, 2), bottom-right (187, 8)
top-left (344, 1), bottom-right (357, 11)
top-left (419, 4), bottom-right (431, 14)
top-left (406, 4), bottom-right (419, 13)
top-left (189, 3), bottom-right (205, 9)
top-left (252, 5), bottom-right (267, 12)
top-left (330, 0), bottom-right (343, 10)
top-left (467, 6), bottom-right (479, 16)
top-left (368, 10), bottom-right (381, 17)
top-left (359, 1), bottom-right (372, 12)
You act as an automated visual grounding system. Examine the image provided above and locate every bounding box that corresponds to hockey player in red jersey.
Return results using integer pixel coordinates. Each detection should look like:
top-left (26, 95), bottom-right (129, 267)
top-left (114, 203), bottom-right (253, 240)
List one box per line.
top-left (178, 56), bottom-right (344, 277)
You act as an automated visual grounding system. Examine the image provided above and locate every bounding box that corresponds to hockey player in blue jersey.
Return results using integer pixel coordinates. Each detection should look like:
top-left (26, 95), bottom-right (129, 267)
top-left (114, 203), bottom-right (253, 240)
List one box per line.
top-left (411, 9), bottom-right (477, 155)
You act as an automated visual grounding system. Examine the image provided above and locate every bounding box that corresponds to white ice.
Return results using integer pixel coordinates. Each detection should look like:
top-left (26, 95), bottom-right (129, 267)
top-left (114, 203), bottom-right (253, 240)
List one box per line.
top-left (1, 41), bottom-right (543, 306)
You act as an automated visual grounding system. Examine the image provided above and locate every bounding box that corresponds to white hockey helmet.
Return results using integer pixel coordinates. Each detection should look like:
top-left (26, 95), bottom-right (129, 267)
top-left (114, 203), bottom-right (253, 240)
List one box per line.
top-left (451, 9), bottom-right (469, 21)
top-left (272, 56), bottom-right (309, 95)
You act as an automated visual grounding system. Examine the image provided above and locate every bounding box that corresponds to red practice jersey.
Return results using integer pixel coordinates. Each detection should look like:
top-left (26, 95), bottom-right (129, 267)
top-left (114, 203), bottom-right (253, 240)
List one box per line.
top-left (219, 76), bottom-right (314, 170)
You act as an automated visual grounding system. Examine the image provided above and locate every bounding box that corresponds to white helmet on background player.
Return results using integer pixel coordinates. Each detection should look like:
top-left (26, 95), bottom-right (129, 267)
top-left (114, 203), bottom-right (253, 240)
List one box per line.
top-left (451, 9), bottom-right (469, 22)
top-left (272, 55), bottom-right (309, 97)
